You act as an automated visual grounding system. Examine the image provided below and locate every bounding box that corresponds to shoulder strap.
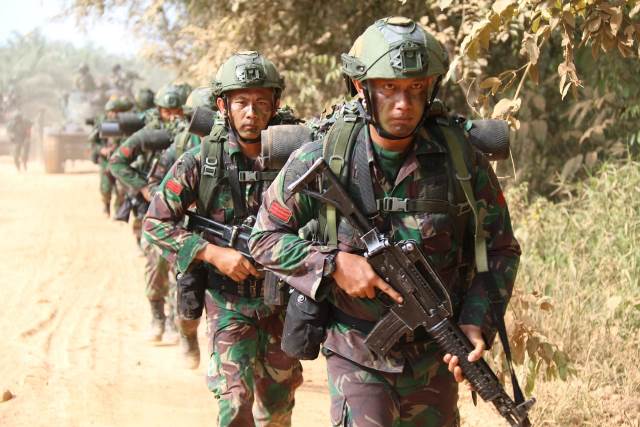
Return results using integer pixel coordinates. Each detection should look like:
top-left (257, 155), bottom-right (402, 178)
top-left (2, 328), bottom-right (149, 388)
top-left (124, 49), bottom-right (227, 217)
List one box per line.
top-left (437, 117), bottom-right (526, 405)
top-left (319, 105), bottom-right (364, 246)
top-left (196, 124), bottom-right (227, 215)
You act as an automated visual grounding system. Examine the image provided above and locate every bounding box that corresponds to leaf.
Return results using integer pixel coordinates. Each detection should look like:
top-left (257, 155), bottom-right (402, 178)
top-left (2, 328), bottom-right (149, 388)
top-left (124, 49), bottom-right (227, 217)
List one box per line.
top-left (526, 335), bottom-right (540, 358)
top-left (521, 33), bottom-right (539, 65)
top-left (528, 63), bottom-right (540, 85)
top-left (553, 350), bottom-right (570, 381)
top-left (538, 296), bottom-right (553, 311)
top-left (479, 76), bottom-right (501, 89)
top-left (492, 98), bottom-right (521, 118)
top-left (492, 0), bottom-right (516, 16)
top-left (532, 94), bottom-right (546, 111)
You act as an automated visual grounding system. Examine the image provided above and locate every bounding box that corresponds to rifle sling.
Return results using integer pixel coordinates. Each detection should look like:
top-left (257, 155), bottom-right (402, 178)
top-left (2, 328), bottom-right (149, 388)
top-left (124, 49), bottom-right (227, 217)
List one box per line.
top-left (223, 149), bottom-right (247, 222)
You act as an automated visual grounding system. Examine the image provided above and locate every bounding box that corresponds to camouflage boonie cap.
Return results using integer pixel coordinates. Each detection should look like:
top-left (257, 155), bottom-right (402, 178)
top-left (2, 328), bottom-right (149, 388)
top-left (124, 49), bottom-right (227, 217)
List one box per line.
top-left (105, 96), bottom-right (134, 112)
top-left (154, 84), bottom-right (183, 109)
top-left (212, 51), bottom-right (285, 97)
top-left (341, 17), bottom-right (448, 93)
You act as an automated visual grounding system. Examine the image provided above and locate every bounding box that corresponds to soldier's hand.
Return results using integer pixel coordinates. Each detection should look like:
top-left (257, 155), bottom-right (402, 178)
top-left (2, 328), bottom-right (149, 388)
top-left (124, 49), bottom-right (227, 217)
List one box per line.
top-left (197, 244), bottom-right (259, 282)
top-left (443, 324), bottom-right (485, 383)
top-left (140, 186), bottom-right (152, 202)
top-left (332, 251), bottom-right (403, 304)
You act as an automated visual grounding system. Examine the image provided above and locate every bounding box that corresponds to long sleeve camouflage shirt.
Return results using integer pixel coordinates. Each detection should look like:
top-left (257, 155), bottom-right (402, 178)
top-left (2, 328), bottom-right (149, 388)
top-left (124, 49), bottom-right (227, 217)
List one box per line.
top-left (142, 129), bottom-right (277, 318)
top-left (108, 115), bottom-right (186, 193)
top-left (249, 124), bottom-right (521, 373)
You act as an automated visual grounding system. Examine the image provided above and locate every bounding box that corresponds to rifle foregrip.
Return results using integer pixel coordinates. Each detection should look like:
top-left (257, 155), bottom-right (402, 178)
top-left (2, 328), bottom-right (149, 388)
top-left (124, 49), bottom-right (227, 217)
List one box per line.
top-left (429, 319), bottom-right (532, 427)
top-left (364, 311), bottom-right (411, 356)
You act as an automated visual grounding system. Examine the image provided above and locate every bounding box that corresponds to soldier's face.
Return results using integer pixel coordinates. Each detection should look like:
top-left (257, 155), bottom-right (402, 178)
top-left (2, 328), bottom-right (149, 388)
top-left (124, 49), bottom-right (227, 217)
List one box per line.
top-left (359, 77), bottom-right (433, 138)
top-left (218, 88), bottom-right (278, 141)
top-left (106, 111), bottom-right (117, 120)
top-left (159, 107), bottom-right (184, 122)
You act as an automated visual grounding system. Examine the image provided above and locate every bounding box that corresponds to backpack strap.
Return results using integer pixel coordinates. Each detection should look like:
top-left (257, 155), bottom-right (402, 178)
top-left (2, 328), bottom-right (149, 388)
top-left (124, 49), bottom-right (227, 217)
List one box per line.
top-left (196, 123), bottom-right (227, 215)
top-left (319, 105), bottom-right (364, 246)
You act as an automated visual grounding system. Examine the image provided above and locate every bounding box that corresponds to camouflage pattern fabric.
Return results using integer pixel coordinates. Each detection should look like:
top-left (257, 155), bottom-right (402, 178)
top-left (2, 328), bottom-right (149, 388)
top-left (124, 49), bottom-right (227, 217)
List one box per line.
top-left (143, 128), bottom-right (303, 425)
top-left (325, 346), bottom-right (459, 427)
top-left (206, 290), bottom-right (302, 426)
top-left (249, 122), bottom-right (520, 424)
top-left (147, 127), bottom-right (201, 192)
top-left (8, 115), bottom-right (32, 170)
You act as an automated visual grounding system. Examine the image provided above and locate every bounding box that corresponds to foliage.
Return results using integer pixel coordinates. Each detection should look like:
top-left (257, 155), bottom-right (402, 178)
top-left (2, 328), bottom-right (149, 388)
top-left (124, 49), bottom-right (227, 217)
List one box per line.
top-left (502, 160), bottom-right (640, 424)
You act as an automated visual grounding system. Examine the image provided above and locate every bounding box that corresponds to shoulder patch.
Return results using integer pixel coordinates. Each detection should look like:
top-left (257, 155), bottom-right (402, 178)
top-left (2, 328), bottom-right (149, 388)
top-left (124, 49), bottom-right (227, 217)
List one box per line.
top-left (120, 146), bottom-right (131, 157)
top-left (269, 201), bottom-right (293, 223)
top-left (166, 179), bottom-right (183, 196)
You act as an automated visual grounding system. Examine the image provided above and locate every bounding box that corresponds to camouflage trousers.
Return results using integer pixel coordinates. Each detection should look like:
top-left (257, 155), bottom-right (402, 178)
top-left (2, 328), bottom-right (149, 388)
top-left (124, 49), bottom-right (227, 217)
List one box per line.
top-left (99, 160), bottom-right (124, 212)
top-left (325, 346), bottom-right (459, 427)
top-left (205, 291), bottom-right (303, 427)
top-left (142, 240), bottom-right (176, 316)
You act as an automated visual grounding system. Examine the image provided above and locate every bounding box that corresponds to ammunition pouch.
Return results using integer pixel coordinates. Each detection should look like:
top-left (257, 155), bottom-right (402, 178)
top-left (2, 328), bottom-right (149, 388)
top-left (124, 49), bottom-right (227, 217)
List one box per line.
top-left (281, 289), bottom-right (329, 360)
top-left (263, 272), bottom-right (288, 306)
top-left (176, 263), bottom-right (208, 320)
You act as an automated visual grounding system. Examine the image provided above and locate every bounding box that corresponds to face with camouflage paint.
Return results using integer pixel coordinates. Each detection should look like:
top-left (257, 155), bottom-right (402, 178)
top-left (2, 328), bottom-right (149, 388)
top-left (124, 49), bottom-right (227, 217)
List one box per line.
top-left (217, 87), bottom-right (278, 143)
top-left (356, 77), bottom-right (433, 144)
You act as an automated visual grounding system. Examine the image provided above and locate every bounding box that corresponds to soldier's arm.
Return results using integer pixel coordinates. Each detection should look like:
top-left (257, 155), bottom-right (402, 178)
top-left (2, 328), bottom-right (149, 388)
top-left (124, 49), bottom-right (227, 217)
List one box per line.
top-left (249, 142), bottom-right (339, 300)
top-left (142, 149), bottom-right (208, 271)
top-left (108, 132), bottom-right (147, 191)
top-left (458, 152), bottom-right (521, 344)
top-left (147, 144), bottom-right (177, 195)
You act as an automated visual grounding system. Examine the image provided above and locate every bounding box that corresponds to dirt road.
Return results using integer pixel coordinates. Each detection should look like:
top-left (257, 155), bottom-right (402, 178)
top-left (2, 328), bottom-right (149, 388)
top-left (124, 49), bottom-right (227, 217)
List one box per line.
top-left (0, 157), bottom-right (503, 426)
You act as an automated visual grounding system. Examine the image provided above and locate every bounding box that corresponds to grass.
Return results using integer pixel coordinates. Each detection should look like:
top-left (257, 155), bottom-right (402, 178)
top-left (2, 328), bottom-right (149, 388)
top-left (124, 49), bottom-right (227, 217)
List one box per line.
top-left (503, 160), bottom-right (640, 426)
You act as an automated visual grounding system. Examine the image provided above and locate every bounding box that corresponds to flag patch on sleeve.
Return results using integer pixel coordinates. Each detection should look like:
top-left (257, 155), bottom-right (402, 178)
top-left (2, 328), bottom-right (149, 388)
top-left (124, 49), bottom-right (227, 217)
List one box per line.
top-left (269, 201), bottom-right (293, 223)
top-left (120, 146), bottom-right (131, 157)
top-left (166, 179), bottom-right (183, 195)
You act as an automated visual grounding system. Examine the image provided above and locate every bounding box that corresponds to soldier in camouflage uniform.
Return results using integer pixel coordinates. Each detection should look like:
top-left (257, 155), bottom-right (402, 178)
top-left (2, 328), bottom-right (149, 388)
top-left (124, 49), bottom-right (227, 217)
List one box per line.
top-left (7, 111), bottom-right (32, 171)
top-left (250, 17), bottom-right (521, 426)
top-left (143, 52), bottom-right (302, 426)
top-left (110, 84), bottom-right (186, 343)
top-left (89, 96), bottom-right (134, 215)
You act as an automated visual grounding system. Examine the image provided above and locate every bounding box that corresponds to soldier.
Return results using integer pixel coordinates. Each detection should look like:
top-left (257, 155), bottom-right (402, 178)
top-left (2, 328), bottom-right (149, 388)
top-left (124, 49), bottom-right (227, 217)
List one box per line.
top-left (89, 96), bottom-right (134, 216)
top-left (250, 17), bottom-right (521, 426)
top-left (75, 63), bottom-right (97, 92)
top-left (7, 111), bottom-right (32, 171)
top-left (110, 84), bottom-right (186, 343)
top-left (143, 51), bottom-right (302, 426)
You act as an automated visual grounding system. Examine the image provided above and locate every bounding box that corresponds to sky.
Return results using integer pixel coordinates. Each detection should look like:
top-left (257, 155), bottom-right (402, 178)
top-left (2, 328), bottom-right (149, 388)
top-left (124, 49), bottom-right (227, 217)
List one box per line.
top-left (0, 0), bottom-right (142, 56)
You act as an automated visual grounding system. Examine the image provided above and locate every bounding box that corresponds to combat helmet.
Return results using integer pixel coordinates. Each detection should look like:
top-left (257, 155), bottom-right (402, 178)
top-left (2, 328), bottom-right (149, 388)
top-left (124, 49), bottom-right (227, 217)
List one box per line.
top-left (212, 51), bottom-right (285, 98)
top-left (174, 82), bottom-right (193, 106)
top-left (341, 17), bottom-right (448, 138)
top-left (154, 84), bottom-right (184, 109)
top-left (105, 96), bottom-right (134, 112)
top-left (184, 86), bottom-right (214, 116)
top-left (135, 88), bottom-right (155, 110)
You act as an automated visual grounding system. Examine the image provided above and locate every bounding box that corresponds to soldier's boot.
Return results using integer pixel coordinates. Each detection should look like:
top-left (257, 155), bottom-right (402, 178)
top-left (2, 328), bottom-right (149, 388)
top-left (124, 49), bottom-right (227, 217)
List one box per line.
top-left (147, 300), bottom-right (165, 342)
top-left (163, 313), bottom-right (180, 345)
top-left (177, 318), bottom-right (200, 369)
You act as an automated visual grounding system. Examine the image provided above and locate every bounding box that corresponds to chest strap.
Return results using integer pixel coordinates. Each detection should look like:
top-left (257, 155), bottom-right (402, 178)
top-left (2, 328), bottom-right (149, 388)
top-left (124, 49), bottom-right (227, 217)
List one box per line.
top-left (238, 170), bottom-right (279, 182)
top-left (375, 197), bottom-right (470, 215)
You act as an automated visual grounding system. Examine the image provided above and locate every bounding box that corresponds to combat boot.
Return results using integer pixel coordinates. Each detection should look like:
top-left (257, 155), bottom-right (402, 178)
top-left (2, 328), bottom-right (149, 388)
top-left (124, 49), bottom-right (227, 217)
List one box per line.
top-left (177, 318), bottom-right (200, 369)
top-left (163, 313), bottom-right (180, 345)
top-left (147, 300), bottom-right (165, 342)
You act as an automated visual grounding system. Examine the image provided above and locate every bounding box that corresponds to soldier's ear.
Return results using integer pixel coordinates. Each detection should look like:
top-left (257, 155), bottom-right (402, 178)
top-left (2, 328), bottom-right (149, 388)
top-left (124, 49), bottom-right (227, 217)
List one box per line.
top-left (216, 97), bottom-right (226, 115)
top-left (353, 80), bottom-right (366, 98)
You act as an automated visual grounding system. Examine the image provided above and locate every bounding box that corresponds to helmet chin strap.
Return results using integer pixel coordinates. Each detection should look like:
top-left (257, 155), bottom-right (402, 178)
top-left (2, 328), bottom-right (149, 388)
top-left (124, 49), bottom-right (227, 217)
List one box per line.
top-left (361, 76), bottom-right (442, 141)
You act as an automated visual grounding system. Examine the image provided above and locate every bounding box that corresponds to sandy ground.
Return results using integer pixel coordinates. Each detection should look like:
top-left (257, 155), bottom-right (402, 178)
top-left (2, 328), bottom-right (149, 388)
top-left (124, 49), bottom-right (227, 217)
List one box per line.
top-left (0, 156), bottom-right (506, 426)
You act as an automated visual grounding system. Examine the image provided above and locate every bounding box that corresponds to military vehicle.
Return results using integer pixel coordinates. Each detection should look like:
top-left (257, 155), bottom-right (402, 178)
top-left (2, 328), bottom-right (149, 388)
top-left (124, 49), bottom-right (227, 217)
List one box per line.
top-left (42, 89), bottom-right (105, 173)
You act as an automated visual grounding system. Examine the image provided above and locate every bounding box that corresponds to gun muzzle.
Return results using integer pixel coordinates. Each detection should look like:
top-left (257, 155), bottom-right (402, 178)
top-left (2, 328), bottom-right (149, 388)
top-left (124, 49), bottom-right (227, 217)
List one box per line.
top-left (467, 119), bottom-right (510, 161)
top-left (117, 112), bottom-right (146, 136)
top-left (139, 129), bottom-right (172, 151)
top-left (188, 106), bottom-right (216, 137)
top-left (259, 124), bottom-right (312, 170)
top-left (85, 118), bottom-right (95, 126)
top-left (99, 121), bottom-right (122, 138)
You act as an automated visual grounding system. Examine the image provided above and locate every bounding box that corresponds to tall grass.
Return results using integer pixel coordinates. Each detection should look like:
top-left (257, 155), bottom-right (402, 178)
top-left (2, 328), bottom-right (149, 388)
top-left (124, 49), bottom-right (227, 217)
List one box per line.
top-left (506, 160), bottom-right (640, 426)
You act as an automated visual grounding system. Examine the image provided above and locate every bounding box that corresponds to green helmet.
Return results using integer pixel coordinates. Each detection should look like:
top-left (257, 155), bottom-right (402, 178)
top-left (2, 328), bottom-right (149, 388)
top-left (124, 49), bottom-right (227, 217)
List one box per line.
top-left (184, 86), bottom-right (215, 113)
top-left (105, 96), bottom-right (134, 112)
top-left (154, 84), bottom-right (183, 109)
top-left (212, 51), bottom-right (285, 97)
top-left (135, 88), bottom-right (155, 110)
top-left (341, 17), bottom-right (448, 95)
top-left (174, 83), bottom-right (193, 106)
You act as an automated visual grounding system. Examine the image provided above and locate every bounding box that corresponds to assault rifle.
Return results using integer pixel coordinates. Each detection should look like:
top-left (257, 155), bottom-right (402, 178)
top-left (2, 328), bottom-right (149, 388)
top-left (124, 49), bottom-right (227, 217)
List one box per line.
top-left (287, 158), bottom-right (535, 427)
top-left (184, 211), bottom-right (287, 307)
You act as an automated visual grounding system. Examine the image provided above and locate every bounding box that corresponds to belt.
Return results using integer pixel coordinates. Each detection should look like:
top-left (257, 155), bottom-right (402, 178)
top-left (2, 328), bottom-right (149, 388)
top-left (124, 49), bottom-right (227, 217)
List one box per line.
top-left (331, 307), bottom-right (432, 345)
top-left (205, 265), bottom-right (264, 298)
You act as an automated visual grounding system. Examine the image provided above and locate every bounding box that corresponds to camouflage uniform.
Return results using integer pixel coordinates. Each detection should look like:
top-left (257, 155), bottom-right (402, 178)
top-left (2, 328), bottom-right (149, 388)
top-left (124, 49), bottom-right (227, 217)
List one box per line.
top-left (143, 52), bottom-right (302, 426)
top-left (110, 85), bottom-right (186, 341)
top-left (8, 113), bottom-right (32, 171)
top-left (249, 18), bottom-right (521, 427)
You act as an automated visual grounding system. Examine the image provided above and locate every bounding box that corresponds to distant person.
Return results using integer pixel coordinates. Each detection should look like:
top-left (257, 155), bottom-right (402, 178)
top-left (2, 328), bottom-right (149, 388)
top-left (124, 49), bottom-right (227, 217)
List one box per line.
top-left (8, 111), bottom-right (32, 171)
top-left (75, 63), bottom-right (97, 92)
